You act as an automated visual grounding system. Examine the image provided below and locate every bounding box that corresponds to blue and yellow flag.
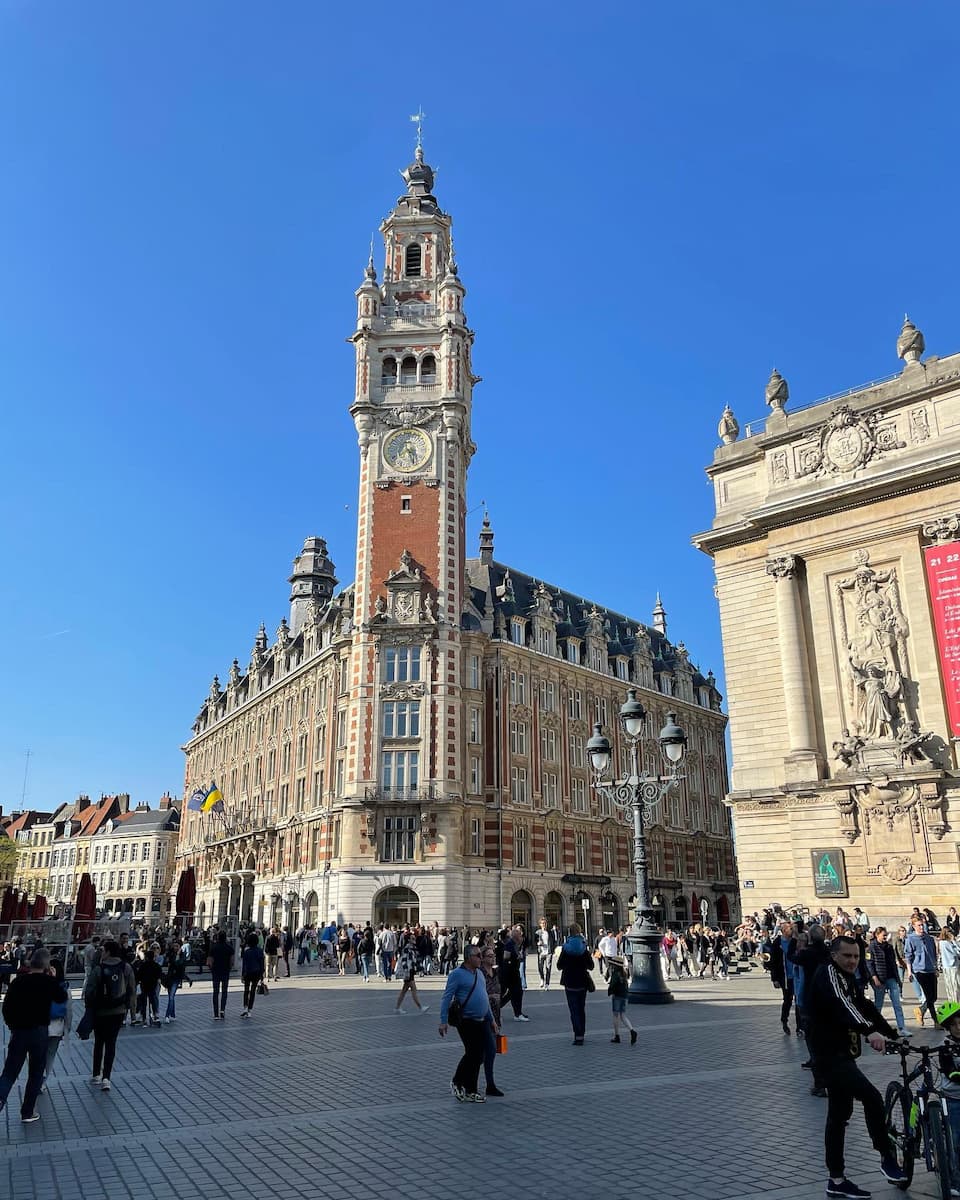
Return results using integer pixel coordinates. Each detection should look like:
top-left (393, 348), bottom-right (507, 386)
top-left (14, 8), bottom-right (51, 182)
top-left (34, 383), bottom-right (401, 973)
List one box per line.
top-left (201, 784), bottom-right (224, 813)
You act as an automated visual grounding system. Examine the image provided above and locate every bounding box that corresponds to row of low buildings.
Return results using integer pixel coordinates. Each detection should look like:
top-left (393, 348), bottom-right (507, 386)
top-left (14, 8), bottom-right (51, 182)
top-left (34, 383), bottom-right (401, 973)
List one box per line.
top-left (1, 794), bottom-right (181, 919)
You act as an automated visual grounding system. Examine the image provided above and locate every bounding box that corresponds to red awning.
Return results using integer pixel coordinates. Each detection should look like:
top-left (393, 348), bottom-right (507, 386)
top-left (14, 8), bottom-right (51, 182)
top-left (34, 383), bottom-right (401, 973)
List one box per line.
top-left (175, 866), bottom-right (197, 915)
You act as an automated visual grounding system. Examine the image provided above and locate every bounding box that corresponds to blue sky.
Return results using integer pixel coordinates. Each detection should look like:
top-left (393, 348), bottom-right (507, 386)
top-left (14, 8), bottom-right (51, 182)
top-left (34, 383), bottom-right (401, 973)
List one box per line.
top-left (1, 3), bottom-right (958, 812)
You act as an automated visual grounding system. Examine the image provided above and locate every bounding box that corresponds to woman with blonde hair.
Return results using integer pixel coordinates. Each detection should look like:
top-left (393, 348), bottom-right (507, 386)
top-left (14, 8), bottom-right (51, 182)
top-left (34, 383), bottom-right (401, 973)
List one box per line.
top-left (939, 927), bottom-right (960, 1003)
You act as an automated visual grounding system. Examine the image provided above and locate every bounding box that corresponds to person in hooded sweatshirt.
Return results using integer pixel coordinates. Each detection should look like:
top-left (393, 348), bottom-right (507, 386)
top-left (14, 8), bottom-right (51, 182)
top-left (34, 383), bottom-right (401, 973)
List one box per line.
top-left (557, 923), bottom-right (595, 1045)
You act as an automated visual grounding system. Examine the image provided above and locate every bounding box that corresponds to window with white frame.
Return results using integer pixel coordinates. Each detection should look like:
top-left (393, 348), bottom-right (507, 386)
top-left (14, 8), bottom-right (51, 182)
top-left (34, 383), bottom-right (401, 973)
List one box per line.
top-left (142, 842), bottom-right (151, 861)
top-left (139, 869), bottom-right (148, 890)
top-left (515, 823), bottom-right (528, 868)
top-left (335, 760), bottom-right (345, 797)
top-left (382, 750), bottom-right (420, 793)
top-left (509, 670), bottom-right (526, 704)
top-left (297, 733), bottom-right (308, 768)
top-left (339, 657), bottom-right (349, 693)
top-left (590, 646), bottom-right (605, 672)
top-left (281, 742), bottom-right (292, 774)
top-left (296, 777), bottom-right (306, 807)
top-left (539, 679), bottom-right (555, 712)
top-left (571, 776), bottom-right (587, 812)
top-left (469, 655), bottom-right (481, 690)
top-left (315, 725), bottom-right (326, 760)
top-left (382, 815), bottom-right (417, 861)
top-left (547, 827), bottom-right (559, 870)
top-left (385, 645), bottom-right (421, 683)
top-left (120, 844), bottom-right (128, 862)
top-left (616, 658), bottom-right (629, 680)
top-left (540, 727), bottom-right (557, 761)
top-left (470, 757), bottom-right (481, 794)
top-left (567, 689), bottom-right (582, 720)
top-left (567, 640), bottom-right (580, 664)
top-left (511, 765), bottom-right (528, 804)
top-left (127, 869), bottom-right (136, 889)
top-left (536, 627), bottom-right (555, 656)
top-left (575, 830), bottom-right (586, 871)
top-left (382, 700), bottom-right (421, 738)
top-left (594, 696), bottom-right (608, 725)
top-left (511, 619), bottom-right (525, 646)
top-left (336, 710), bottom-right (347, 747)
top-left (602, 835), bottom-right (613, 874)
top-left (469, 707), bottom-right (481, 743)
top-left (510, 720), bottom-right (527, 755)
top-left (569, 734), bottom-right (584, 768)
top-left (543, 771), bottom-right (558, 807)
top-left (470, 816), bottom-right (482, 857)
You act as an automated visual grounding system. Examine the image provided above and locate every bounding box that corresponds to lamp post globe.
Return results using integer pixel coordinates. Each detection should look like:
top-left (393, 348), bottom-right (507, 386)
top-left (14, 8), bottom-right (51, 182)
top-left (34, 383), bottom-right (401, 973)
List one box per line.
top-left (586, 724), bottom-right (612, 776)
top-left (618, 689), bottom-right (647, 740)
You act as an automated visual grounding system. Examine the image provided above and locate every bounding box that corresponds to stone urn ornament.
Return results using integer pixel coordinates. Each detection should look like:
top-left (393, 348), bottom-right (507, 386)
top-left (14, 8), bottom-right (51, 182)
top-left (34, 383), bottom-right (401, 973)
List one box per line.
top-left (896, 315), bottom-right (925, 365)
top-left (765, 367), bottom-right (789, 412)
top-left (718, 405), bottom-right (739, 445)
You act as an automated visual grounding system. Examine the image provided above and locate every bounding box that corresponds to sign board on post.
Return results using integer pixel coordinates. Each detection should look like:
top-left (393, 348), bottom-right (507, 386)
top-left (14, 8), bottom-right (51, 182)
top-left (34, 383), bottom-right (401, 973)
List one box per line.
top-left (699, 899), bottom-right (709, 923)
top-left (811, 848), bottom-right (849, 898)
top-left (580, 898), bottom-right (590, 910)
top-left (924, 540), bottom-right (960, 737)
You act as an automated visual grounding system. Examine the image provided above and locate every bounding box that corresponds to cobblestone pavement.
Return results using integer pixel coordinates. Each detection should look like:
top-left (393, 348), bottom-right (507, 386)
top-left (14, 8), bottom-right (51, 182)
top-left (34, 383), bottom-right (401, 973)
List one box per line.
top-left (0, 964), bottom-right (950, 1199)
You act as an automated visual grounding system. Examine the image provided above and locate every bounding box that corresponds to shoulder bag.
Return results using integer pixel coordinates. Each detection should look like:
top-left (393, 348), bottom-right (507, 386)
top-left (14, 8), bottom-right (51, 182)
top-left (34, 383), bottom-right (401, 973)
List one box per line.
top-left (447, 971), bottom-right (479, 1028)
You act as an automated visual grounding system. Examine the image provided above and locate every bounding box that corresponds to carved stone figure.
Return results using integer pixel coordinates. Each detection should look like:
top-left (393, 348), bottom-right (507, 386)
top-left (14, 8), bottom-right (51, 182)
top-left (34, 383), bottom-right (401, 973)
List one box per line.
top-left (718, 405), bottom-right (739, 445)
top-left (897, 315), bottom-right (925, 365)
top-left (765, 368), bottom-right (789, 412)
top-left (374, 594), bottom-right (387, 616)
top-left (832, 728), bottom-right (864, 770)
top-left (835, 551), bottom-right (909, 741)
top-left (896, 721), bottom-right (936, 767)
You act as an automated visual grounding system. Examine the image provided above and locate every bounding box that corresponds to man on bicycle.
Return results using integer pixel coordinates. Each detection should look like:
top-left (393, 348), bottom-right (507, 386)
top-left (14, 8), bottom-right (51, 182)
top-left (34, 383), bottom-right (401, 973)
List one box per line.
top-left (807, 934), bottom-right (907, 1197)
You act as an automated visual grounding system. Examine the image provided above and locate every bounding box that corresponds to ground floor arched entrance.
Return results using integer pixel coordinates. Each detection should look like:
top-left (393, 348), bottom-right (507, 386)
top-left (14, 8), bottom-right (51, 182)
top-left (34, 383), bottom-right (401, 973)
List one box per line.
top-left (510, 889), bottom-right (534, 935)
top-left (543, 890), bottom-right (564, 933)
top-left (600, 891), bottom-right (620, 931)
top-left (716, 894), bottom-right (730, 928)
top-left (373, 885), bottom-right (420, 928)
top-left (303, 890), bottom-right (318, 926)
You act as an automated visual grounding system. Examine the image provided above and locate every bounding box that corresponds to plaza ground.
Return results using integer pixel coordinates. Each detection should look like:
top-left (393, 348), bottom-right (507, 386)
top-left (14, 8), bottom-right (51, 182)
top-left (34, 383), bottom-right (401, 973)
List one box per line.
top-left (0, 964), bottom-right (950, 1200)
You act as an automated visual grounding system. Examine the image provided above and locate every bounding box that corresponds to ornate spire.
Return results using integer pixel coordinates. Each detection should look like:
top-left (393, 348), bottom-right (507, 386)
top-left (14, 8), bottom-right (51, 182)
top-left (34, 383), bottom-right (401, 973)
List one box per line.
top-left (897, 314), bottom-right (925, 365)
top-left (652, 593), bottom-right (667, 636)
top-left (479, 510), bottom-right (494, 565)
top-left (718, 404), bottom-right (739, 445)
top-left (363, 234), bottom-right (377, 283)
top-left (765, 367), bottom-right (789, 413)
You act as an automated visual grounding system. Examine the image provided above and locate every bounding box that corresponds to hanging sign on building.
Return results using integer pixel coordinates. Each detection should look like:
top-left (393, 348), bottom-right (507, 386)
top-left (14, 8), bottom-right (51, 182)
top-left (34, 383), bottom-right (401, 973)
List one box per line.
top-left (924, 540), bottom-right (960, 737)
top-left (811, 848), bottom-right (848, 898)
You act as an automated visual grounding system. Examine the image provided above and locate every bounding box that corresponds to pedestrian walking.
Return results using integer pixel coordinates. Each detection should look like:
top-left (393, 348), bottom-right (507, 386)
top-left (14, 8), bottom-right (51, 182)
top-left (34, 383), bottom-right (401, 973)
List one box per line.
top-left (133, 948), bottom-right (162, 1026)
top-left (535, 918), bottom-right (555, 990)
top-left (163, 940), bottom-right (188, 1023)
top-left (0, 948), bottom-right (68, 1122)
top-left (439, 943), bottom-right (496, 1103)
top-left (378, 925), bottom-right (397, 981)
top-left (44, 954), bottom-right (73, 1087)
top-left (939, 927), bottom-right (960, 1004)
top-left (358, 925), bottom-right (375, 982)
top-left (497, 927), bottom-right (529, 1021)
top-left (864, 927), bottom-right (908, 1037)
top-left (557, 924), bottom-right (594, 1046)
top-left (264, 928), bottom-right (281, 983)
top-left (282, 927), bottom-right (294, 977)
top-left (241, 932), bottom-right (265, 1018)
top-left (206, 931), bottom-right (234, 1020)
top-left (904, 916), bottom-right (939, 1026)
top-left (606, 956), bottom-right (637, 1045)
top-left (84, 938), bottom-right (136, 1092)
top-left (394, 939), bottom-right (428, 1013)
top-left (479, 945), bottom-right (505, 1097)
top-left (807, 934), bottom-right (905, 1197)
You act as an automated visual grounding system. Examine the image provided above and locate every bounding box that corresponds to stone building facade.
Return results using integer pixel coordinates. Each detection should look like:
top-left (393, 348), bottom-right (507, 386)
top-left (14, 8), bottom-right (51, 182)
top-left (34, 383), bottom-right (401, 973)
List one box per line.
top-left (49, 794), bottom-right (130, 907)
top-left (176, 142), bottom-right (735, 936)
top-left (695, 320), bottom-right (960, 920)
top-left (88, 799), bottom-right (180, 919)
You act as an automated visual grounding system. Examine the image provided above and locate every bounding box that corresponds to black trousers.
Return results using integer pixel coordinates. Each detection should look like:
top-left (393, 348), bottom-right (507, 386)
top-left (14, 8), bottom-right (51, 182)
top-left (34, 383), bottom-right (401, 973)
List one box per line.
top-left (211, 974), bottom-right (229, 1015)
top-left (780, 979), bottom-right (795, 1027)
top-left (452, 1018), bottom-right (487, 1094)
top-left (0, 1026), bottom-right (47, 1117)
top-left (92, 1014), bottom-right (125, 1080)
top-left (914, 971), bottom-right (938, 1020)
top-left (818, 1055), bottom-right (890, 1178)
top-left (500, 970), bottom-right (524, 1016)
top-left (242, 975), bottom-right (260, 1011)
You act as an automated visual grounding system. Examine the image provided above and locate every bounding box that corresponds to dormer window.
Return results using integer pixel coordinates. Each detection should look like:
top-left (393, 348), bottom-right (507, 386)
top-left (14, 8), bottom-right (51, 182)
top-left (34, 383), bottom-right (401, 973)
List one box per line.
top-left (404, 243), bottom-right (422, 277)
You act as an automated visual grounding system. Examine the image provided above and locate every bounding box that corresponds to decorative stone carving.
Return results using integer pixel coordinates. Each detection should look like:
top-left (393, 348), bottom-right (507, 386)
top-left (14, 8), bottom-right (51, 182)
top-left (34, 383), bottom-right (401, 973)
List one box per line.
top-left (718, 405), bottom-right (739, 445)
top-left (276, 619), bottom-right (290, 650)
top-left (896, 721), bottom-right (937, 768)
top-left (765, 368), bottom-right (789, 412)
top-left (922, 512), bottom-right (960, 545)
top-left (910, 407), bottom-right (931, 443)
top-left (797, 405), bottom-right (904, 479)
top-left (836, 791), bottom-right (859, 843)
top-left (831, 729), bottom-right (865, 772)
top-left (877, 856), bottom-right (917, 884)
top-left (765, 554), bottom-right (798, 580)
top-left (856, 779), bottom-right (919, 835)
top-left (379, 682), bottom-right (425, 700)
top-left (228, 659), bottom-right (242, 688)
top-left (209, 675), bottom-right (222, 702)
top-left (770, 450), bottom-right (789, 484)
top-left (897, 315), bottom-right (925, 365)
top-left (380, 406), bottom-right (435, 428)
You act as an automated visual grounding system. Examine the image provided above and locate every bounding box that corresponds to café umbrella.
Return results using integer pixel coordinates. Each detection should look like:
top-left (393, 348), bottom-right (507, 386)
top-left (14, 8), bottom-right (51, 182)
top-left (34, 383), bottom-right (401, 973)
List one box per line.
top-left (73, 872), bottom-right (97, 940)
top-left (32, 894), bottom-right (48, 920)
top-left (175, 866), bottom-right (196, 916)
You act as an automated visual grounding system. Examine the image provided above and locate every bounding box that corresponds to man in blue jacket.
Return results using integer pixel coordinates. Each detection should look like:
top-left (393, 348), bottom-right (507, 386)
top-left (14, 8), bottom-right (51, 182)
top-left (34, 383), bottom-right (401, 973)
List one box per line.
top-left (439, 944), bottom-right (497, 1103)
top-left (904, 916), bottom-right (938, 1027)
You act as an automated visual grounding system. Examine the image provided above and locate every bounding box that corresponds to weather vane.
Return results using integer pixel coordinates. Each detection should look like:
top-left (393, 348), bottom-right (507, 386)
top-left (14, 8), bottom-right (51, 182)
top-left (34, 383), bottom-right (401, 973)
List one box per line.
top-left (409, 106), bottom-right (426, 150)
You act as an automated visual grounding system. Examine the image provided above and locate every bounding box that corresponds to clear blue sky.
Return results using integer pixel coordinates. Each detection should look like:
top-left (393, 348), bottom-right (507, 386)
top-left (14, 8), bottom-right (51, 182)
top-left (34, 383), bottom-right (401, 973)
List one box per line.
top-left (2, 3), bottom-right (958, 812)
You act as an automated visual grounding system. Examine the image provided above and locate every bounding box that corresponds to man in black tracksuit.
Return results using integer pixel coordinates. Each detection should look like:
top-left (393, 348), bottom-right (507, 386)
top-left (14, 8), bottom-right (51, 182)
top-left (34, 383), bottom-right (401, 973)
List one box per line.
top-left (789, 925), bottom-right (832, 1095)
top-left (807, 935), bottom-right (904, 1199)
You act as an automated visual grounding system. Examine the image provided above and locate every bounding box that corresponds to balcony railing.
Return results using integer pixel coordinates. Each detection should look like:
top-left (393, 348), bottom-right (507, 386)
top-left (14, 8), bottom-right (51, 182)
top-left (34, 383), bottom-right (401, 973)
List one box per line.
top-left (373, 304), bottom-right (437, 327)
top-left (364, 784), bottom-right (437, 805)
top-left (375, 380), bottom-right (438, 395)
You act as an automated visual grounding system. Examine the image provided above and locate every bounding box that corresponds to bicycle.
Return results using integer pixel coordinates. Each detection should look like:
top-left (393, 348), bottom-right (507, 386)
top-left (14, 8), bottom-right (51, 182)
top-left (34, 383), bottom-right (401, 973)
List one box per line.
top-left (883, 1039), bottom-right (958, 1199)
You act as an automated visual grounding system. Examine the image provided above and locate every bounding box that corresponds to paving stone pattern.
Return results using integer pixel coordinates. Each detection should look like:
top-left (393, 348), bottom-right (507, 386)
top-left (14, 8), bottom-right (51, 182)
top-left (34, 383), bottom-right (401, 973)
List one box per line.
top-left (0, 966), bottom-right (949, 1199)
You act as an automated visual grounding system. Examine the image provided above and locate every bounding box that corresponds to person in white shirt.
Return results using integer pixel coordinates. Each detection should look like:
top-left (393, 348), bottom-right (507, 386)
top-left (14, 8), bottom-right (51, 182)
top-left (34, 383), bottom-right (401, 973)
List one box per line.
top-left (598, 930), bottom-right (619, 980)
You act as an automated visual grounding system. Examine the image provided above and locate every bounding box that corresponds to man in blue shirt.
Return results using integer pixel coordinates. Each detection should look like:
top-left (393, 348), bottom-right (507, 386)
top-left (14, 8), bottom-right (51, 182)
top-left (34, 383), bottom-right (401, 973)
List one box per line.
top-left (439, 945), bottom-right (497, 1102)
top-left (904, 916), bottom-right (938, 1027)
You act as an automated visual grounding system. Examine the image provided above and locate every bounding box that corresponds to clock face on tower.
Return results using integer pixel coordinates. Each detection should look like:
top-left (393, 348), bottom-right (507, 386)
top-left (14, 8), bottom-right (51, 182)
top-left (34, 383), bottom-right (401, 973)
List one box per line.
top-left (383, 428), bottom-right (431, 472)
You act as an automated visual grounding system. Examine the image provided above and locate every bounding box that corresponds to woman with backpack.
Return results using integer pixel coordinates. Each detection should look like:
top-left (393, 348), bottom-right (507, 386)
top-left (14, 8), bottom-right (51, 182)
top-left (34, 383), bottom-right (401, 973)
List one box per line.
top-left (83, 939), bottom-right (136, 1091)
top-left (240, 932), bottom-right (265, 1019)
top-left (163, 939), bottom-right (188, 1023)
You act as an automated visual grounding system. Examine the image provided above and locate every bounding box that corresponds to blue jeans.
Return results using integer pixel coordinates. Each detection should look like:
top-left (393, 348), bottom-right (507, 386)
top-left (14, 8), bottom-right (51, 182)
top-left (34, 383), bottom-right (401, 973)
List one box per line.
top-left (381, 951), bottom-right (394, 980)
top-left (165, 980), bottom-right (180, 1018)
top-left (360, 953), bottom-right (373, 980)
top-left (872, 978), bottom-right (906, 1031)
top-left (0, 1025), bottom-right (47, 1118)
top-left (565, 988), bottom-right (587, 1039)
top-left (212, 973), bottom-right (229, 1015)
top-left (297, 944), bottom-right (310, 966)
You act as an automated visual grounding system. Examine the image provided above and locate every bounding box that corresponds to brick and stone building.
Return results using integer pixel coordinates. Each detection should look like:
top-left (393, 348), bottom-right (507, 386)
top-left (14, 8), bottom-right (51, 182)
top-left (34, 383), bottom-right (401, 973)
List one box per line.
top-left (49, 793), bottom-right (130, 907)
top-left (176, 141), bottom-right (735, 936)
top-left (695, 319), bottom-right (960, 920)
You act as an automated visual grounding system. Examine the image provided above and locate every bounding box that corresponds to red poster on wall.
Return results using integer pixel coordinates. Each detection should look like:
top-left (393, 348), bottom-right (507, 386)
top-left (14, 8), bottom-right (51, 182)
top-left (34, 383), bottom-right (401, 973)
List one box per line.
top-left (924, 540), bottom-right (960, 737)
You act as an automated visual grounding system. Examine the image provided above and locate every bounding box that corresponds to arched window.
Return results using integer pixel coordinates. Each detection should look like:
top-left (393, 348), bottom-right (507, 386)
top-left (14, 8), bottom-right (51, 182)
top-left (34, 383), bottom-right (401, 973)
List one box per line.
top-left (404, 243), bottom-right (422, 277)
top-left (400, 356), bottom-right (417, 386)
top-left (420, 354), bottom-right (436, 384)
top-left (381, 356), bottom-right (397, 387)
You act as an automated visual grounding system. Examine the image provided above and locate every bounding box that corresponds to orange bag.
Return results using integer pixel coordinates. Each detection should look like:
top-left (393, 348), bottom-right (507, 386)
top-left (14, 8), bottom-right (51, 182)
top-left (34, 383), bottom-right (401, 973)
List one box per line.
top-left (496, 1034), bottom-right (508, 1055)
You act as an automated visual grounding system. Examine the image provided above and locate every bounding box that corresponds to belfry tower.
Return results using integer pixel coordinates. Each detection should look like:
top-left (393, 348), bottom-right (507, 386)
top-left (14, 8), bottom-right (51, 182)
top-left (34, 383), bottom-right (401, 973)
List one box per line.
top-left (344, 134), bottom-right (477, 853)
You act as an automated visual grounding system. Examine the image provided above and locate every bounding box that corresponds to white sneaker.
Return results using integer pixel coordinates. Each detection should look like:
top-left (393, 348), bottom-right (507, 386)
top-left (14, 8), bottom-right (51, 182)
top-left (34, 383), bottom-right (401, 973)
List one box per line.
top-left (101, 1079), bottom-right (111, 1092)
top-left (90, 1075), bottom-right (101, 1084)
top-left (164, 1017), bottom-right (171, 1024)
top-left (516, 1014), bottom-right (530, 1022)
top-left (241, 1010), bottom-right (250, 1019)
top-left (419, 1005), bottom-right (430, 1013)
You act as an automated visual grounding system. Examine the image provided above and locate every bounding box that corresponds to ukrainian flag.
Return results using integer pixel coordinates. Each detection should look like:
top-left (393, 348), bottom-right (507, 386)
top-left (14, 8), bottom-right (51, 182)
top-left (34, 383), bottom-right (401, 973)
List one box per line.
top-left (201, 784), bottom-right (224, 813)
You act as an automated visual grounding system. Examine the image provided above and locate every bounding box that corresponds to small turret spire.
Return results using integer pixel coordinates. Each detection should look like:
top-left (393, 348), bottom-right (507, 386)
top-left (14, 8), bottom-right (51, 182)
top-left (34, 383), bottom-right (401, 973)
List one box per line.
top-left (409, 106), bottom-right (426, 152)
top-left (652, 593), bottom-right (667, 636)
top-left (479, 509), bottom-right (494, 566)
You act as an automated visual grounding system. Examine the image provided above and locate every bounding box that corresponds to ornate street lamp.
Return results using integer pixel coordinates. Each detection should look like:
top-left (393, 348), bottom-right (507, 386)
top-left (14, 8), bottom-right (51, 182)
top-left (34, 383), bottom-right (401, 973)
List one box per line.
top-left (587, 689), bottom-right (687, 1004)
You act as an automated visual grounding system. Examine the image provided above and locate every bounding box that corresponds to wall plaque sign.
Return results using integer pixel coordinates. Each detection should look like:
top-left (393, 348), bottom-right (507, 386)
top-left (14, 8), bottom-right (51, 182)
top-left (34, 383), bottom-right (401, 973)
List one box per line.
top-left (811, 847), bottom-right (849, 898)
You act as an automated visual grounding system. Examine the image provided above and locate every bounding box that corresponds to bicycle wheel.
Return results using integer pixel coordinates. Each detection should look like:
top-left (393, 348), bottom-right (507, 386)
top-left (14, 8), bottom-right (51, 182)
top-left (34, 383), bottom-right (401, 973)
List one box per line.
top-left (925, 1103), bottom-right (953, 1200)
top-left (883, 1080), bottom-right (916, 1189)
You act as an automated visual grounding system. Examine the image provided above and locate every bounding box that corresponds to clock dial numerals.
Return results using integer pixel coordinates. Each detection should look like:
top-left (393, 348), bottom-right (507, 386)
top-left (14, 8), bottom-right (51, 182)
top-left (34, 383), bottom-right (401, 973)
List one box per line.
top-left (384, 429), bottom-right (431, 472)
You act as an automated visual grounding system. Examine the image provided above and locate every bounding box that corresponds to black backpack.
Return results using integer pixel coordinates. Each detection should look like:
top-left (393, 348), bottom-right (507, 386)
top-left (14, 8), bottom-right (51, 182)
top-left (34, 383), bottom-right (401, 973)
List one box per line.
top-left (99, 960), bottom-right (126, 1006)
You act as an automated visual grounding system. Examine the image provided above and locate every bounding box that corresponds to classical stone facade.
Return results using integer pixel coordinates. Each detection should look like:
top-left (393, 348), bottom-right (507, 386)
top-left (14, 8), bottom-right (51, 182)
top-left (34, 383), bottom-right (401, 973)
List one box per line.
top-left (88, 800), bottom-right (180, 919)
top-left (695, 319), bottom-right (960, 920)
top-left (176, 142), bottom-right (735, 936)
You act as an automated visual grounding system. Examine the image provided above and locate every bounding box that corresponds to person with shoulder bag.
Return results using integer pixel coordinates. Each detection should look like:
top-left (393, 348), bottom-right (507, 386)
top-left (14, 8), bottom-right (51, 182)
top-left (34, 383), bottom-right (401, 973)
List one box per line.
top-left (240, 933), bottom-right (265, 1019)
top-left (206, 931), bottom-right (234, 1020)
top-left (557, 924), bottom-right (595, 1046)
top-left (439, 944), bottom-right (496, 1103)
